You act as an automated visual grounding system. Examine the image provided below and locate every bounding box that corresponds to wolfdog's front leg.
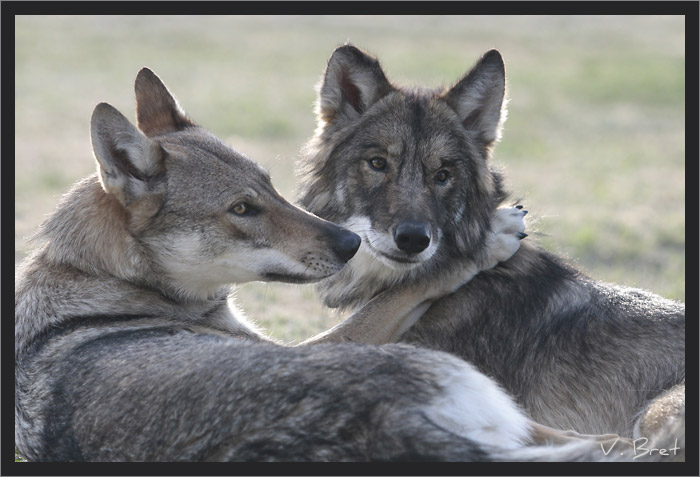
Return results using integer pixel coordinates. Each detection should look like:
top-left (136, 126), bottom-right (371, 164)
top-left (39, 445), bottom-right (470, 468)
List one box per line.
top-left (299, 284), bottom-right (437, 345)
top-left (300, 207), bottom-right (527, 346)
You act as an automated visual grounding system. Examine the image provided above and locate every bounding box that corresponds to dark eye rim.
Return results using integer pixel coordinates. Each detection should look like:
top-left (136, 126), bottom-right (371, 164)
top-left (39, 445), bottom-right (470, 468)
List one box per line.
top-left (435, 169), bottom-right (450, 184)
top-left (368, 157), bottom-right (387, 171)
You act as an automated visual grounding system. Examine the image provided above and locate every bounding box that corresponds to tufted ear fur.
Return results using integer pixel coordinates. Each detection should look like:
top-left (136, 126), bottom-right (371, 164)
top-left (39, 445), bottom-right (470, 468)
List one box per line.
top-left (315, 44), bottom-right (394, 130)
top-left (442, 49), bottom-right (507, 149)
top-left (90, 102), bottom-right (165, 212)
top-left (134, 67), bottom-right (195, 136)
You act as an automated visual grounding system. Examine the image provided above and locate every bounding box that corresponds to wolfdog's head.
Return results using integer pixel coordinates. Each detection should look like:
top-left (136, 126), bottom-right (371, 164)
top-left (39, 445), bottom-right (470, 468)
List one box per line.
top-left (298, 45), bottom-right (509, 307)
top-left (86, 68), bottom-right (360, 300)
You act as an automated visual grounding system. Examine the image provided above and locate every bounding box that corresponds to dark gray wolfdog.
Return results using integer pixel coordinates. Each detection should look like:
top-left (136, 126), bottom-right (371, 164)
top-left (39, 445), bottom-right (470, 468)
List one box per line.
top-left (297, 45), bottom-right (685, 450)
top-left (16, 67), bottom-right (636, 462)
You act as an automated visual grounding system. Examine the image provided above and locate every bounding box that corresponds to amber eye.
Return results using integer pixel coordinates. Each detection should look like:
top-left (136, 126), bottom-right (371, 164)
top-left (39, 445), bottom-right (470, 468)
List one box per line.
top-left (229, 202), bottom-right (260, 217)
top-left (230, 203), bottom-right (248, 216)
top-left (368, 157), bottom-right (387, 171)
top-left (435, 170), bottom-right (450, 184)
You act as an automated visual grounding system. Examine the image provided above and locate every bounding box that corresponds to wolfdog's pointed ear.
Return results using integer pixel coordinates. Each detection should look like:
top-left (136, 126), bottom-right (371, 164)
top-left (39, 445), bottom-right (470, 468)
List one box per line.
top-left (442, 50), bottom-right (507, 148)
top-left (316, 44), bottom-right (393, 128)
top-left (135, 67), bottom-right (195, 136)
top-left (91, 102), bottom-right (166, 208)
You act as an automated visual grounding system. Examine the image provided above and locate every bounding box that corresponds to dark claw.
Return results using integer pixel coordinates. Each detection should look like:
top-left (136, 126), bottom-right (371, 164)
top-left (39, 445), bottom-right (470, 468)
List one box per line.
top-left (517, 232), bottom-right (528, 240)
top-left (522, 210), bottom-right (528, 216)
top-left (515, 205), bottom-right (523, 209)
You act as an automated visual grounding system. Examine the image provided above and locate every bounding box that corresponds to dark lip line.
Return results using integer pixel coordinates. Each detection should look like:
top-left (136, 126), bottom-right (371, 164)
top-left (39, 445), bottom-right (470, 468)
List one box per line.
top-left (263, 270), bottom-right (335, 284)
top-left (365, 240), bottom-right (421, 265)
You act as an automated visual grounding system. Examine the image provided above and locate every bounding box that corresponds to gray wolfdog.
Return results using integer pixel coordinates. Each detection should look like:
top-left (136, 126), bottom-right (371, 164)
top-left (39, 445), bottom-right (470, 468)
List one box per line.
top-left (15, 67), bottom-right (626, 462)
top-left (297, 45), bottom-right (685, 448)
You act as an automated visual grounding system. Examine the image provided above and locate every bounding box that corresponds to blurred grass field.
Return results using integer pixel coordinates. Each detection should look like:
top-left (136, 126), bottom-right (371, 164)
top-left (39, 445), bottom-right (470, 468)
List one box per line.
top-left (15, 15), bottom-right (685, 344)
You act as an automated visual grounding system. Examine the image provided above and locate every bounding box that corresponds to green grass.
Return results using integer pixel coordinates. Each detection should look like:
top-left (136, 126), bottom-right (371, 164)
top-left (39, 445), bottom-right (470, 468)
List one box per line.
top-left (15, 14), bottom-right (685, 341)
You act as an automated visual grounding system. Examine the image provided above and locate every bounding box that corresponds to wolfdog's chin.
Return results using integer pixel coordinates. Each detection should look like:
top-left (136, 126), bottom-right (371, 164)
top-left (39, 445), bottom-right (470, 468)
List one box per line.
top-left (365, 244), bottom-right (424, 272)
top-left (351, 242), bottom-right (425, 279)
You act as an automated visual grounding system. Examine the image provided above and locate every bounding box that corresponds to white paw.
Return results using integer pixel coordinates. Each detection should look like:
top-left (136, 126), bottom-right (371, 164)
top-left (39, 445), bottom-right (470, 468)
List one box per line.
top-left (486, 206), bottom-right (528, 266)
top-left (492, 206), bottom-right (527, 235)
top-left (490, 231), bottom-right (522, 264)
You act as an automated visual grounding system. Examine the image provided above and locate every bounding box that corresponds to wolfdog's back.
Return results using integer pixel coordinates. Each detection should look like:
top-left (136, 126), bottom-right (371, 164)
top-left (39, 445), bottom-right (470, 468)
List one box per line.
top-left (401, 242), bottom-right (685, 436)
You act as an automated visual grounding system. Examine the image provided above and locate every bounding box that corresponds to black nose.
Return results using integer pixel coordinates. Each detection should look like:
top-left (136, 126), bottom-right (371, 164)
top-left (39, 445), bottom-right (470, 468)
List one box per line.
top-left (331, 229), bottom-right (362, 263)
top-left (394, 222), bottom-right (431, 254)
